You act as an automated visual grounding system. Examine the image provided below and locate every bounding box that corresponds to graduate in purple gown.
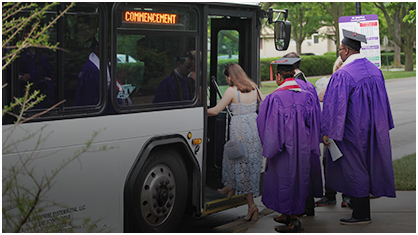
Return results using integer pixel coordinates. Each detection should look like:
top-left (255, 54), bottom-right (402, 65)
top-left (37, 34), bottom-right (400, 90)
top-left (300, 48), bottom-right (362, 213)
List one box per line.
top-left (153, 52), bottom-right (195, 103)
top-left (74, 39), bottom-right (130, 113)
top-left (282, 53), bottom-right (323, 217)
top-left (321, 29), bottom-right (395, 225)
top-left (257, 57), bottom-right (320, 233)
top-left (74, 40), bottom-right (102, 106)
top-left (18, 47), bottom-right (55, 109)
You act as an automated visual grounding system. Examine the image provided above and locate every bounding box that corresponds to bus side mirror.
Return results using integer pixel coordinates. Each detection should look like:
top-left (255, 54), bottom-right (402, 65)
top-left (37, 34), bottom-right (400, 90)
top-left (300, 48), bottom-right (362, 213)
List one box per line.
top-left (274, 21), bottom-right (291, 51)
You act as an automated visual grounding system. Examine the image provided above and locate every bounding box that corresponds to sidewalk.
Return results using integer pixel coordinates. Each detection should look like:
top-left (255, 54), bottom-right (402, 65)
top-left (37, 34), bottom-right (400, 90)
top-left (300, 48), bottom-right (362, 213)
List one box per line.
top-left (216, 191), bottom-right (416, 233)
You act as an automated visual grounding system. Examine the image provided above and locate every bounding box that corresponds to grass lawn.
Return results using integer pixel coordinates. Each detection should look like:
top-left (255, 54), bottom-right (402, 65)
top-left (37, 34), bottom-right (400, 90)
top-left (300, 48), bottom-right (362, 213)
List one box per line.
top-left (393, 153), bottom-right (416, 190)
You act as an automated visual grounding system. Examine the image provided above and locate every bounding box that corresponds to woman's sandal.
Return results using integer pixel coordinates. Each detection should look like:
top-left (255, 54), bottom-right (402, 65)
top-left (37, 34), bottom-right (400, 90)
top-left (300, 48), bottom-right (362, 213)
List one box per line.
top-left (243, 204), bottom-right (259, 221)
top-left (274, 218), bottom-right (301, 233)
top-left (274, 215), bottom-right (291, 226)
top-left (217, 186), bottom-right (235, 199)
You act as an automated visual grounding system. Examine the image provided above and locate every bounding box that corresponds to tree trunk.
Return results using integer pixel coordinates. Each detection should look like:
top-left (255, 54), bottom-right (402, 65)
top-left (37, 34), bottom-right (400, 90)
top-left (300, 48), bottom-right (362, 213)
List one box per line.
top-left (393, 44), bottom-right (402, 67)
top-left (376, 2), bottom-right (416, 72)
top-left (296, 41), bottom-right (302, 55)
top-left (404, 45), bottom-right (415, 71)
top-left (393, 9), bottom-right (402, 67)
top-left (319, 3), bottom-right (344, 53)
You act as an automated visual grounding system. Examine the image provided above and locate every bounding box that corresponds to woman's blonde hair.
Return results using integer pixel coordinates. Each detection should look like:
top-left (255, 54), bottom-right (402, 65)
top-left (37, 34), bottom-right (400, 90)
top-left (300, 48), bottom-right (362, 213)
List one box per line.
top-left (224, 63), bottom-right (256, 92)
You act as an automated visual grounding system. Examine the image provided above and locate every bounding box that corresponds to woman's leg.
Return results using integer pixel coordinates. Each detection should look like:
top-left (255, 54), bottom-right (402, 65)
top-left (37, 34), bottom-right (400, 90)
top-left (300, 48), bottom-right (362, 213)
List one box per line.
top-left (243, 193), bottom-right (258, 221)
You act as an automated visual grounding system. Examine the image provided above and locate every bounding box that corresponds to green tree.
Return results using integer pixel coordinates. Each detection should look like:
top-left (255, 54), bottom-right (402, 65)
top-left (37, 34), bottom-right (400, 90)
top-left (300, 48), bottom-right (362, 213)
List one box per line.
top-left (375, 2), bottom-right (416, 71)
top-left (266, 2), bottom-right (324, 55)
top-left (403, 8), bottom-right (416, 24)
top-left (318, 2), bottom-right (347, 54)
top-left (360, 3), bottom-right (398, 67)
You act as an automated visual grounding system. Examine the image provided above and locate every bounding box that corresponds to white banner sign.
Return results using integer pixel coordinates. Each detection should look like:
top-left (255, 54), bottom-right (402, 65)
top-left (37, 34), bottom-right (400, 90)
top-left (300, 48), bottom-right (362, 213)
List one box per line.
top-left (339, 14), bottom-right (381, 68)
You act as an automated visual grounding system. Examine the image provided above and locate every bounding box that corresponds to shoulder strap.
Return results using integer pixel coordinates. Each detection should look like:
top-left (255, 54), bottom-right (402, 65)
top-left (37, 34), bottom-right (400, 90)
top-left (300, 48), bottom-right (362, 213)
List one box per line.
top-left (234, 86), bottom-right (241, 102)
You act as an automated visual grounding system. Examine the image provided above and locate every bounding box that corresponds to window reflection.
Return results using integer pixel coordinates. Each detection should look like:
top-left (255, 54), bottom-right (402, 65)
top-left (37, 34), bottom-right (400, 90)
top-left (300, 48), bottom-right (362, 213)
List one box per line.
top-left (63, 11), bottom-right (100, 107)
top-left (116, 35), bottom-right (196, 105)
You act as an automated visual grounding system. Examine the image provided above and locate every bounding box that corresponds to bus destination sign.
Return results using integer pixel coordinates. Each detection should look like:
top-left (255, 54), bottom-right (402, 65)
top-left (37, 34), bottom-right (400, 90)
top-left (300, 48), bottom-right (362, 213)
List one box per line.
top-left (123, 11), bottom-right (178, 24)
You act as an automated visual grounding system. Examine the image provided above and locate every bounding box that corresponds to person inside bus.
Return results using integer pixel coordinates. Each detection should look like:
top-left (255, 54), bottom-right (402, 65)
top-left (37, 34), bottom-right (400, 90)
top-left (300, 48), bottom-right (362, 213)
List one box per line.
top-left (257, 58), bottom-right (320, 232)
top-left (74, 39), bottom-right (102, 107)
top-left (281, 52), bottom-right (323, 218)
top-left (18, 46), bottom-right (56, 109)
top-left (74, 39), bottom-right (130, 112)
top-left (207, 63), bottom-right (264, 222)
top-left (153, 52), bottom-right (196, 103)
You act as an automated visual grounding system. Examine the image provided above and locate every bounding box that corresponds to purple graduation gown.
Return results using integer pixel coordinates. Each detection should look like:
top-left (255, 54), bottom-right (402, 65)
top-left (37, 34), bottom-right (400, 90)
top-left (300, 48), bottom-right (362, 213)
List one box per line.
top-left (74, 59), bottom-right (100, 106)
top-left (295, 75), bottom-right (323, 198)
top-left (153, 71), bottom-right (195, 103)
top-left (18, 51), bottom-right (55, 108)
top-left (321, 58), bottom-right (395, 198)
top-left (257, 89), bottom-right (320, 215)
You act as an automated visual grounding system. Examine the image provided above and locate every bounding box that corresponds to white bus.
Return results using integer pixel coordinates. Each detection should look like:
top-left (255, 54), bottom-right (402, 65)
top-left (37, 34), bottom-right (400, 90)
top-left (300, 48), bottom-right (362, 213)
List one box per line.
top-left (2, 2), bottom-right (290, 232)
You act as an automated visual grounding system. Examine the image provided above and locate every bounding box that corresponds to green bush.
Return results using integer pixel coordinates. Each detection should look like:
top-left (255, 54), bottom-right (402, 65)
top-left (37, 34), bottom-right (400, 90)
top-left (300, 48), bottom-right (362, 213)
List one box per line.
top-left (260, 55), bottom-right (337, 81)
top-left (323, 51), bottom-right (338, 56)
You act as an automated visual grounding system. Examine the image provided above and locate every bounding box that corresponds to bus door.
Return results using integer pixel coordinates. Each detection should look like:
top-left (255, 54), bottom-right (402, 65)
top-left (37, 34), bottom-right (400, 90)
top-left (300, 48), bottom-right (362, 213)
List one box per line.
top-left (204, 5), bottom-right (260, 214)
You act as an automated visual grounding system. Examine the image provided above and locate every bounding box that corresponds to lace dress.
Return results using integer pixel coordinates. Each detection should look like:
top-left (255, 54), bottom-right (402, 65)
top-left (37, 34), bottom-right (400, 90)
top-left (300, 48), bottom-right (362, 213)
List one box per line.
top-left (222, 87), bottom-right (263, 196)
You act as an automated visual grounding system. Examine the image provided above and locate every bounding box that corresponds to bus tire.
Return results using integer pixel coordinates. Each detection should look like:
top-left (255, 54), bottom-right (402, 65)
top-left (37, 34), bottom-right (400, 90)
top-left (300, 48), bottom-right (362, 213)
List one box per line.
top-left (133, 149), bottom-right (188, 232)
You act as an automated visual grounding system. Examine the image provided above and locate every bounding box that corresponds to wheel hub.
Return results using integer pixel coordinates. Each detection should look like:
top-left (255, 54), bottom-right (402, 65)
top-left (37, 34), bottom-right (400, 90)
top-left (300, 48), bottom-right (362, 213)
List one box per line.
top-left (140, 164), bottom-right (175, 226)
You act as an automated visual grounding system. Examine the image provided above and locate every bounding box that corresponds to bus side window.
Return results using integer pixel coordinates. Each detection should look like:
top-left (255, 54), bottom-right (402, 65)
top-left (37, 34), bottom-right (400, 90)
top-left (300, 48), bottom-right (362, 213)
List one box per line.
top-left (6, 6), bottom-right (59, 122)
top-left (114, 5), bottom-right (198, 109)
top-left (64, 13), bottom-right (101, 108)
top-left (3, 3), bottom-right (105, 124)
top-left (116, 35), bottom-right (196, 106)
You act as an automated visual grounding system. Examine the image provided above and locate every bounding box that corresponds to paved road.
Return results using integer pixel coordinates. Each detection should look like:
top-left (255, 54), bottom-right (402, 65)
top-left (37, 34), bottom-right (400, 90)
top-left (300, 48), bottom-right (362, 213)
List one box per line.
top-left (385, 77), bottom-right (416, 160)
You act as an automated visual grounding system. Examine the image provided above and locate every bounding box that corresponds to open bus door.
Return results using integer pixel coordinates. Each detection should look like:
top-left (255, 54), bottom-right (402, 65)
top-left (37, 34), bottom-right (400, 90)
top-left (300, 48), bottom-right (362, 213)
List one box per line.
top-left (204, 4), bottom-right (261, 214)
top-left (204, 4), bottom-right (291, 215)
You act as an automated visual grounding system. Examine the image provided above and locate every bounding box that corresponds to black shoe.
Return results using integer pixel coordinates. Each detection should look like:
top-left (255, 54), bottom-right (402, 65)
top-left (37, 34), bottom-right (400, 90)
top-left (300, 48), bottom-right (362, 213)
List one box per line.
top-left (274, 215), bottom-right (291, 226)
top-left (340, 216), bottom-right (371, 225)
top-left (275, 218), bottom-right (302, 233)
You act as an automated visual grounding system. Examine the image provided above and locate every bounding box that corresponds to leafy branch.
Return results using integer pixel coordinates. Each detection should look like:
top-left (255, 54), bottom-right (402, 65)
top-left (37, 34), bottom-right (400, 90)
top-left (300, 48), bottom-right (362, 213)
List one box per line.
top-left (2, 2), bottom-right (74, 70)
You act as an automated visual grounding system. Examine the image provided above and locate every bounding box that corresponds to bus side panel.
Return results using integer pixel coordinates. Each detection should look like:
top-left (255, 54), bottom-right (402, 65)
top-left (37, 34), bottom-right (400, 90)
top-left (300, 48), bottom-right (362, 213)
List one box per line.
top-left (2, 107), bottom-right (204, 232)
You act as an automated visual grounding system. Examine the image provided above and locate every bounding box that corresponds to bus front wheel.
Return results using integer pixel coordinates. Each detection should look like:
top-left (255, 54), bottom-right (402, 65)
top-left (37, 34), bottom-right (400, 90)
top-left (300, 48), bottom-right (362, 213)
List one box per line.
top-left (134, 150), bottom-right (188, 232)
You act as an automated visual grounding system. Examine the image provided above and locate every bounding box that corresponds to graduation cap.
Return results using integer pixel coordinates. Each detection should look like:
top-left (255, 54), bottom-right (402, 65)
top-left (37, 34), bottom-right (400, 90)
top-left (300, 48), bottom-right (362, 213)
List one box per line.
top-left (341, 29), bottom-right (367, 51)
top-left (269, 57), bottom-right (302, 81)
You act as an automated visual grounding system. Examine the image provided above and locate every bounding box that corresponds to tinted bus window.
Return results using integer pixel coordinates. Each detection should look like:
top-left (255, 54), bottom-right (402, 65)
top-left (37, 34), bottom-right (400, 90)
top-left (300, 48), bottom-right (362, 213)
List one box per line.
top-left (113, 4), bottom-right (198, 109)
top-left (3, 3), bottom-right (106, 124)
top-left (63, 6), bottom-right (102, 108)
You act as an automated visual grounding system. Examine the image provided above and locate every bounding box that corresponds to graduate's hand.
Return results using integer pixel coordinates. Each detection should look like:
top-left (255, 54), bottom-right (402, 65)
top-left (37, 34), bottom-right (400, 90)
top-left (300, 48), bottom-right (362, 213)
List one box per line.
top-left (322, 135), bottom-right (330, 147)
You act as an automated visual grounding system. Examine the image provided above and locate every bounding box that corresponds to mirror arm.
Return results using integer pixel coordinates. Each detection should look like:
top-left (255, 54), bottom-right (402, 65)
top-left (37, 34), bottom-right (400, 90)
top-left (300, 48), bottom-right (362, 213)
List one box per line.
top-left (262, 8), bottom-right (288, 24)
top-left (267, 8), bottom-right (288, 24)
